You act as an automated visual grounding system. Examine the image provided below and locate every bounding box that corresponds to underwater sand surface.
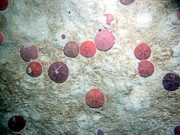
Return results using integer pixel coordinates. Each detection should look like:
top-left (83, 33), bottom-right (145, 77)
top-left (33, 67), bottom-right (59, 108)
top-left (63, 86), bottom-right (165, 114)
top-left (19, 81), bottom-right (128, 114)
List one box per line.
top-left (0, 0), bottom-right (180, 134)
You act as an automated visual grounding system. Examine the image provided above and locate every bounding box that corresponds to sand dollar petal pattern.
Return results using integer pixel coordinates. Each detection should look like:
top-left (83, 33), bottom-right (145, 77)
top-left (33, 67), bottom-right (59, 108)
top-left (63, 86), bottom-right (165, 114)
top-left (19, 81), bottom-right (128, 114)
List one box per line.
top-left (80, 40), bottom-right (96, 58)
top-left (95, 30), bottom-right (115, 51)
top-left (48, 61), bottom-right (69, 83)
top-left (134, 43), bottom-right (151, 60)
top-left (85, 88), bottom-right (105, 108)
top-left (138, 60), bottom-right (154, 77)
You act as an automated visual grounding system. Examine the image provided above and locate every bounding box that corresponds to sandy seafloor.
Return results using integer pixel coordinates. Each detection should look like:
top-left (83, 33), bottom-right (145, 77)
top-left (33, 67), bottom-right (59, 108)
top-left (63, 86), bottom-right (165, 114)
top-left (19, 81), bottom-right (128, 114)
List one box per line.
top-left (0, 0), bottom-right (180, 134)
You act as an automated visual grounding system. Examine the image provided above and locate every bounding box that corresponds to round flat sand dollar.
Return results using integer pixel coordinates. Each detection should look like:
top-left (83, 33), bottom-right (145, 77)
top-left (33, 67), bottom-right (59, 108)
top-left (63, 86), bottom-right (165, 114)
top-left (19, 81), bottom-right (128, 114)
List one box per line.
top-left (0, 0), bottom-right (8, 11)
top-left (8, 114), bottom-right (26, 133)
top-left (80, 40), bottom-right (96, 58)
top-left (64, 41), bottom-right (79, 58)
top-left (26, 61), bottom-right (42, 77)
top-left (20, 45), bottom-right (38, 62)
top-left (94, 30), bottom-right (115, 51)
top-left (85, 88), bottom-right (105, 108)
top-left (138, 60), bottom-right (154, 77)
top-left (48, 61), bottom-right (69, 83)
top-left (134, 43), bottom-right (151, 60)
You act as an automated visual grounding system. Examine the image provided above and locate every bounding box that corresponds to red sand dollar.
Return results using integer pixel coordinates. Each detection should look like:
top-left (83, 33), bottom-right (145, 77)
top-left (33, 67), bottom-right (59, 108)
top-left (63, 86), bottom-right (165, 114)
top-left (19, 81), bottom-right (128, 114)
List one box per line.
top-left (134, 43), bottom-right (151, 60)
top-left (95, 30), bottom-right (115, 51)
top-left (26, 62), bottom-right (42, 77)
top-left (0, 0), bottom-right (8, 11)
top-left (0, 32), bottom-right (4, 45)
top-left (64, 41), bottom-right (79, 58)
top-left (85, 88), bottom-right (105, 108)
top-left (20, 45), bottom-right (38, 62)
top-left (48, 61), bottom-right (69, 83)
top-left (119, 0), bottom-right (135, 5)
top-left (138, 60), bottom-right (154, 77)
top-left (80, 41), bottom-right (96, 57)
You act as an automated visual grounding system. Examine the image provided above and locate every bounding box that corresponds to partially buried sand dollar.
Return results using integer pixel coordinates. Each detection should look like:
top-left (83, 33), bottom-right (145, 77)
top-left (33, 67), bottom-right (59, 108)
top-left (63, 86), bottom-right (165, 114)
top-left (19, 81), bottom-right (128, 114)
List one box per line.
top-left (0, 32), bottom-right (4, 45)
top-left (64, 41), bottom-right (79, 58)
top-left (119, 0), bottom-right (135, 5)
top-left (0, 0), bottom-right (8, 11)
top-left (85, 88), bottom-right (105, 108)
top-left (20, 45), bottom-right (38, 62)
top-left (48, 61), bottom-right (69, 83)
top-left (26, 61), bottom-right (42, 77)
top-left (162, 73), bottom-right (180, 91)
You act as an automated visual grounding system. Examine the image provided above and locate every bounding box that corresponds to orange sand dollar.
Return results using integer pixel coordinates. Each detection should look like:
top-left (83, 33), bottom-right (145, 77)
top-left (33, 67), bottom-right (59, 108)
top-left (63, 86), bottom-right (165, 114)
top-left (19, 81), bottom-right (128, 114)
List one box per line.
top-left (80, 41), bottom-right (96, 58)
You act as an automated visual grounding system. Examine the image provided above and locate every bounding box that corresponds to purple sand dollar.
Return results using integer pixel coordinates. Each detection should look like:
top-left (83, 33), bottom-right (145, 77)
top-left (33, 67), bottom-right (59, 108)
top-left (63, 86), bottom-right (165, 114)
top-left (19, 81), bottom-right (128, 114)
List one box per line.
top-left (8, 115), bottom-right (26, 132)
top-left (48, 61), bottom-right (69, 83)
top-left (64, 41), bottom-right (79, 58)
top-left (20, 45), bottom-right (38, 62)
top-left (174, 125), bottom-right (180, 135)
top-left (97, 129), bottom-right (104, 135)
top-left (162, 73), bottom-right (180, 91)
top-left (119, 0), bottom-right (135, 5)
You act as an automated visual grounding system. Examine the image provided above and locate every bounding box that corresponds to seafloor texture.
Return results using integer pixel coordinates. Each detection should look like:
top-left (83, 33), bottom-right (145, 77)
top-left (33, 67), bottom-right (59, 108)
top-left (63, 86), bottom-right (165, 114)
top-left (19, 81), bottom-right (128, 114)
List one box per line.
top-left (0, 0), bottom-right (180, 134)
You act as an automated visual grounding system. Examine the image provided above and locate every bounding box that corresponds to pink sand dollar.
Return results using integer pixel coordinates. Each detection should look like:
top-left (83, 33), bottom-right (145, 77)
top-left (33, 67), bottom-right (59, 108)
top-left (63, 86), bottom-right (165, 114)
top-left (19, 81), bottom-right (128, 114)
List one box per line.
top-left (0, 32), bottom-right (4, 45)
top-left (138, 60), bottom-right (154, 77)
top-left (95, 30), bottom-right (115, 51)
top-left (134, 43), bottom-right (151, 60)
top-left (85, 88), bottom-right (105, 108)
top-left (20, 45), bottom-right (38, 62)
top-left (104, 14), bottom-right (114, 25)
top-left (119, 0), bottom-right (135, 5)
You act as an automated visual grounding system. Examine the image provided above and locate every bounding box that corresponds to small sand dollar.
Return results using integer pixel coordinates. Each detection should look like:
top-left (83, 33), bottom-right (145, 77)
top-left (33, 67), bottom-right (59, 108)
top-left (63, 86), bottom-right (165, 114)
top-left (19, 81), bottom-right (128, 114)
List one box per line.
top-left (119, 0), bottom-right (135, 5)
top-left (162, 73), bottom-right (180, 91)
top-left (104, 14), bottom-right (114, 25)
top-left (94, 30), bottom-right (115, 51)
top-left (138, 60), bottom-right (154, 77)
top-left (134, 43), bottom-right (151, 60)
top-left (80, 41), bottom-right (96, 58)
top-left (64, 41), bottom-right (79, 58)
top-left (85, 88), bottom-right (105, 108)
top-left (26, 61), bottom-right (42, 77)
top-left (20, 45), bottom-right (38, 62)
top-left (48, 61), bottom-right (69, 83)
